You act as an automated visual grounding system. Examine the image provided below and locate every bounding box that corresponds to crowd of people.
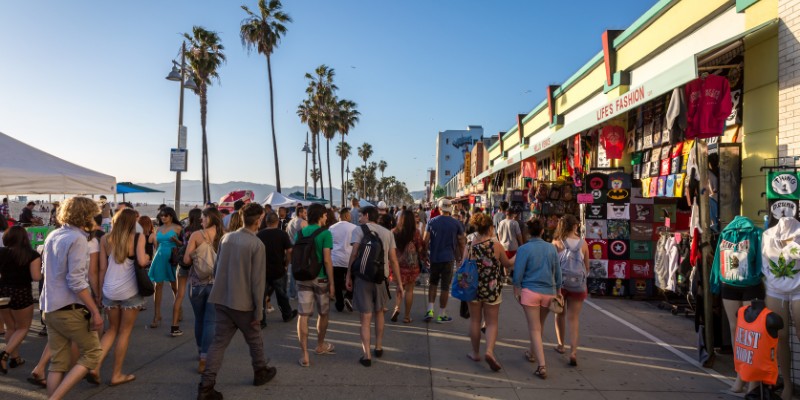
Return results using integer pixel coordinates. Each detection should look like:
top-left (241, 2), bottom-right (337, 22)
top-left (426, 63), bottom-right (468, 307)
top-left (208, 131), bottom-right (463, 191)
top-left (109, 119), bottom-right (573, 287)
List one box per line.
top-left (0, 195), bottom-right (592, 400)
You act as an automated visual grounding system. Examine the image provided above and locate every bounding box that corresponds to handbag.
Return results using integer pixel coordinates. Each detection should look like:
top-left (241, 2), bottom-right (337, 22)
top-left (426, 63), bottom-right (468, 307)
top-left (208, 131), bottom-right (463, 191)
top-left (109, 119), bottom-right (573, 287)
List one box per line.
top-left (133, 234), bottom-right (155, 297)
top-left (451, 246), bottom-right (479, 302)
top-left (548, 260), bottom-right (565, 314)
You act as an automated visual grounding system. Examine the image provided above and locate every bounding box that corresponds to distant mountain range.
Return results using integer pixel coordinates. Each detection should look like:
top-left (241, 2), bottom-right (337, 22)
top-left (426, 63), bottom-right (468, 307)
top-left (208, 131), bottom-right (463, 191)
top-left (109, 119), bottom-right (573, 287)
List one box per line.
top-left (125, 180), bottom-right (425, 206)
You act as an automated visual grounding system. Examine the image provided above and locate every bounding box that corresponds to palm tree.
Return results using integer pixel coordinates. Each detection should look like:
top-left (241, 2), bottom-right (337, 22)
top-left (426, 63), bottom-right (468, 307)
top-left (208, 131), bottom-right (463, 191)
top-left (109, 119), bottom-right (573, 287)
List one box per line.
top-left (321, 95), bottom-right (338, 202)
top-left (357, 142), bottom-right (373, 199)
top-left (303, 65), bottom-right (337, 199)
top-left (240, 0), bottom-right (291, 193)
top-left (336, 140), bottom-right (351, 202)
top-left (378, 160), bottom-right (387, 200)
top-left (310, 168), bottom-right (321, 186)
top-left (335, 99), bottom-right (359, 205)
top-left (296, 99), bottom-right (319, 195)
top-left (184, 26), bottom-right (226, 204)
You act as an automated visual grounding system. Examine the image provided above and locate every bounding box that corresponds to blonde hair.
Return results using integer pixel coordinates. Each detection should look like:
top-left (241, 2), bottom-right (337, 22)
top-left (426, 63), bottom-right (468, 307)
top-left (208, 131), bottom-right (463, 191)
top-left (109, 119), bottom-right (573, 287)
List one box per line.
top-left (57, 197), bottom-right (100, 231)
top-left (227, 211), bottom-right (244, 232)
top-left (108, 209), bottom-right (137, 264)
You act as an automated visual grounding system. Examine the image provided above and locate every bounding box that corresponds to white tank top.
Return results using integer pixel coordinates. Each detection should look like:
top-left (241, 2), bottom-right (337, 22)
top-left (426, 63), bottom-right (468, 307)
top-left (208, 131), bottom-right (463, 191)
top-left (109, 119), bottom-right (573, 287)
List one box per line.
top-left (103, 244), bottom-right (139, 301)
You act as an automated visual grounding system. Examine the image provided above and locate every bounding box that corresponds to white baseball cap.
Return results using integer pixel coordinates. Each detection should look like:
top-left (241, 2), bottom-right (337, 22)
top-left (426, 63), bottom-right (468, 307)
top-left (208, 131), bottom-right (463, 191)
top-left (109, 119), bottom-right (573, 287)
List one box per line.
top-left (377, 201), bottom-right (388, 210)
top-left (438, 198), bottom-right (453, 213)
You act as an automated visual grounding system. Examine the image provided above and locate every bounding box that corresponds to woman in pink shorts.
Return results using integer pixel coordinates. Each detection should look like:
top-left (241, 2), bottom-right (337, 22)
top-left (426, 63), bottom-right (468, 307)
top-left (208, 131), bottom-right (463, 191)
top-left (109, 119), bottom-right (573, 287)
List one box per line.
top-left (552, 215), bottom-right (589, 367)
top-left (513, 219), bottom-right (561, 380)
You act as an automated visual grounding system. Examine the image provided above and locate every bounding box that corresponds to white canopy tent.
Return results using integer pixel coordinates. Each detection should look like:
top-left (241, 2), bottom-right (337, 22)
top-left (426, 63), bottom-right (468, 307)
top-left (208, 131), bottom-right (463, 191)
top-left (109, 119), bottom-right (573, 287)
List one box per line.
top-left (0, 131), bottom-right (116, 195)
top-left (262, 192), bottom-right (313, 207)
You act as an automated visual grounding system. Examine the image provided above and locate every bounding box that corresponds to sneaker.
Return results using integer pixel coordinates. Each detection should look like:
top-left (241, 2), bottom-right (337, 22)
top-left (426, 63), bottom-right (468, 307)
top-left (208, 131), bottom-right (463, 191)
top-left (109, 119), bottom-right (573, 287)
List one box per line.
top-left (423, 310), bottom-right (434, 322)
top-left (436, 315), bottom-right (453, 323)
top-left (282, 309), bottom-right (298, 323)
top-left (266, 305), bottom-right (275, 314)
top-left (170, 326), bottom-right (184, 337)
top-left (197, 384), bottom-right (223, 400)
top-left (344, 298), bottom-right (353, 312)
top-left (253, 366), bottom-right (277, 386)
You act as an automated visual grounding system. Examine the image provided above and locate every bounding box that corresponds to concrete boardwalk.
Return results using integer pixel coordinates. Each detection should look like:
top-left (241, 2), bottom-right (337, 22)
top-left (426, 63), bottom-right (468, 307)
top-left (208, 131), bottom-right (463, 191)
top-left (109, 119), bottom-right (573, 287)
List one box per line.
top-left (0, 286), bottom-right (739, 400)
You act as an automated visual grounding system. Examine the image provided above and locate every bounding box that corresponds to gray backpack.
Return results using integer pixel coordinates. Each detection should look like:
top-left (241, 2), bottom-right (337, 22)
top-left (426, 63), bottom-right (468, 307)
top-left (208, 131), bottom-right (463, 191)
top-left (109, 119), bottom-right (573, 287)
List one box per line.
top-left (559, 239), bottom-right (587, 292)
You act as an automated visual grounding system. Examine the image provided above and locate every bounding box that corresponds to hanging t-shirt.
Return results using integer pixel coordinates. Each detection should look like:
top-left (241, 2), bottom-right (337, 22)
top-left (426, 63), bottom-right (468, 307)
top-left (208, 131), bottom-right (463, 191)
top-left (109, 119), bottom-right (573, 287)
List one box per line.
top-left (631, 204), bottom-right (654, 222)
top-left (586, 204), bottom-right (607, 220)
top-left (657, 176), bottom-right (668, 197)
top-left (766, 171), bottom-right (800, 200)
top-left (607, 172), bottom-right (632, 189)
top-left (586, 220), bottom-right (608, 240)
top-left (641, 178), bottom-right (652, 198)
top-left (608, 220), bottom-right (630, 240)
top-left (586, 239), bottom-right (608, 260)
top-left (586, 173), bottom-right (608, 192)
top-left (666, 175), bottom-right (676, 197)
top-left (649, 178), bottom-right (659, 198)
top-left (608, 240), bottom-right (630, 260)
top-left (607, 203), bottom-right (630, 220)
top-left (674, 173), bottom-right (686, 198)
top-left (609, 260), bottom-right (630, 279)
top-left (601, 125), bottom-right (626, 159)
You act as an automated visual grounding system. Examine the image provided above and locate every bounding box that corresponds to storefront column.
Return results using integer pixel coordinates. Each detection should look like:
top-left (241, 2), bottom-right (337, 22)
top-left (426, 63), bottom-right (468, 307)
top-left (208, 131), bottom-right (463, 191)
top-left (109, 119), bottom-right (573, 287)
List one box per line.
top-left (779, 0), bottom-right (800, 158)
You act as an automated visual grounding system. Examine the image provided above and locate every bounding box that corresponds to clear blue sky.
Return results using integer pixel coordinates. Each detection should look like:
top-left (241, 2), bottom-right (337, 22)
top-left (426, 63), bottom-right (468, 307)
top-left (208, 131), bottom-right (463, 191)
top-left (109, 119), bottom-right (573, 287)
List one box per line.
top-left (0, 0), bottom-right (656, 195)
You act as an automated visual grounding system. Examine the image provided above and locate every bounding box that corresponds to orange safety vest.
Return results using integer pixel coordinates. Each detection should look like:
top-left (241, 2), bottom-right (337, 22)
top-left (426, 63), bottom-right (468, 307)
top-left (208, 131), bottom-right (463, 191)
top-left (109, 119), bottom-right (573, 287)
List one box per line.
top-left (734, 306), bottom-right (779, 385)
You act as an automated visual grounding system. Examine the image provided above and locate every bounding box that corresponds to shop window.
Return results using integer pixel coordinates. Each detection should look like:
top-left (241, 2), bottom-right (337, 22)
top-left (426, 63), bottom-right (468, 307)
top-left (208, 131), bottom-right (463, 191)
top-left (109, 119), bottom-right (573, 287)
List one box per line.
top-left (445, 155), bottom-right (450, 161)
top-left (446, 138), bottom-right (450, 144)
top-left (445, 170), bottom-right (451, 176)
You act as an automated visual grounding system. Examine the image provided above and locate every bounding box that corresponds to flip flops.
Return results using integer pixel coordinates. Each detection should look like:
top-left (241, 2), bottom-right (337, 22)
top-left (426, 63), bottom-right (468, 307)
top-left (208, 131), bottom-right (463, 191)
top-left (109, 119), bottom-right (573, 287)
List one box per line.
top-left (27, 373), bottom-right (46, 388)
top-left (109, 374), bottom-right (136, 387)
top-left (298, 358), bottom-right (310, 368)
top-left (315, 342), bottom-right (336, 355)
top-left (390, 308), bottom-right (400, 322)
top-left (85, 372), bottom-right (100, 385)
top-left (485, 354), bottom-right (502, 372)
top-left (466, 353), bottom-right (481, 362)
top-left (554, 345), bottom-right (565, 354)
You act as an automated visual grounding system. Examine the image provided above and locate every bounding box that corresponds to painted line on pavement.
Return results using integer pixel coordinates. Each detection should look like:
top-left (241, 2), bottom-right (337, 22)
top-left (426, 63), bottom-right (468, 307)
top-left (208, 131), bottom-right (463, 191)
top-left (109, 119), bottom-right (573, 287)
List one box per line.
top-left (584, 299), bottom-right (731, 386)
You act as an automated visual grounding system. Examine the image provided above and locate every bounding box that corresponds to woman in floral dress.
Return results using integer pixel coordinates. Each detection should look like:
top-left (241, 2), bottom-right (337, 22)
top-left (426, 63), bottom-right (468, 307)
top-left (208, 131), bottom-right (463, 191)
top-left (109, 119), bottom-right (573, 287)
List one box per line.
top-left (462, 213), bottom-right (514, 372)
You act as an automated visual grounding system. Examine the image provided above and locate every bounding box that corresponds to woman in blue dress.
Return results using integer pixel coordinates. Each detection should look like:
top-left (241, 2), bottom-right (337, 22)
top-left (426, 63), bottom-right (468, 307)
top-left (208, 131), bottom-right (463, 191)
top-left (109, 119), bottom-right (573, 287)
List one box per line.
top-left (148, 207), bottom-right (183, 331)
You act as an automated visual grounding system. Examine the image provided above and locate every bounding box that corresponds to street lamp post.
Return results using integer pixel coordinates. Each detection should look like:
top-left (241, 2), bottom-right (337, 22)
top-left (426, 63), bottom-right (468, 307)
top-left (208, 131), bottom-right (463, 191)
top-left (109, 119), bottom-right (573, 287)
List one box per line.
top-left (302, 132), bottom-right (312, 200)
top-left (166, 42), bottom-right (197, 217)
top-left (345, 160), bottom-right (350, 201)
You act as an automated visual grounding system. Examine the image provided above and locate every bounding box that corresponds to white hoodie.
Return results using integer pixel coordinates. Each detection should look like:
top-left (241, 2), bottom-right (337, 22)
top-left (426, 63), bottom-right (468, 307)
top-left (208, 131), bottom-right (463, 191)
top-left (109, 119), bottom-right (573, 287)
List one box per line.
top-left (762, 217), bottom-right (800, 295)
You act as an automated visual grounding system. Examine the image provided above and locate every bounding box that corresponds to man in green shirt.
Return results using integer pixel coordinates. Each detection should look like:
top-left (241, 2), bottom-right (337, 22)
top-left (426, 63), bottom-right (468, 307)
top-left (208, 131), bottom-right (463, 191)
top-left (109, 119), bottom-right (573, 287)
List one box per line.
top-left (295, 203), bottom-right (335, 367)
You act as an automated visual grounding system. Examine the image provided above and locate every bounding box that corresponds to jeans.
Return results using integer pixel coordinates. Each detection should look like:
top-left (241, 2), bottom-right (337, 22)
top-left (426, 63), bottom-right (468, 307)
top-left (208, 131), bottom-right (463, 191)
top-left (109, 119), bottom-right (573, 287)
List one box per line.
top-left (264, 276), bottom-right (293, 321)
top-left (287, 266), bottom-right (298, 299)
top-left (333, 267), bottom-right (352, 312)
top-left (201, 305), bottom-right (267, 388)
top-left (189, 284), bottom-right (216, 357)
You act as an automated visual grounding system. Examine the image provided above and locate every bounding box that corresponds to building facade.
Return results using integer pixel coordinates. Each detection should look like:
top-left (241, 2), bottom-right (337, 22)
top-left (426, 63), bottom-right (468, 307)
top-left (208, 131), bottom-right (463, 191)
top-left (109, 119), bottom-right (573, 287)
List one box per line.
top-left (434, 126), bottom-right (484, 189)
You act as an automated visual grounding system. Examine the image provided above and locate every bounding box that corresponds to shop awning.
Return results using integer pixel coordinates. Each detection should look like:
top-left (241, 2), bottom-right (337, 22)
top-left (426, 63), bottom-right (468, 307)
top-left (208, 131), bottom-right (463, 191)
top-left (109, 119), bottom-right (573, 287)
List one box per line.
top-left (116, 182), bottom-right (164, 195)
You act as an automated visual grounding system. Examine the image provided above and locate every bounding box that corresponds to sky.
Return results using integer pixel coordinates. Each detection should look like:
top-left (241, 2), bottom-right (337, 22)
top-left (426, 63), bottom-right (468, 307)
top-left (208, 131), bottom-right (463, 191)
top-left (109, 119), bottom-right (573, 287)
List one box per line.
top-left (0, 0), bottom-right (657, 198)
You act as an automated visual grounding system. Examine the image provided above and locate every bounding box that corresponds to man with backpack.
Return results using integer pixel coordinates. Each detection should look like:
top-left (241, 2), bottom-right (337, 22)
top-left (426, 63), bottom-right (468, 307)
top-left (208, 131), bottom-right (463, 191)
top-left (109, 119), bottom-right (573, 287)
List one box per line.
top-left (422, 198), bottom-right (466, 323)
top-left (198, 203), bottom-right (276, 400)
top-left (256, 212), bottom-right (298, 328)
top-left (346, 206), bottom-right (403, 367)
top-left (291, 203), bottom-right (335, 368)
top-left (285, 206), bottom-right (308, 300)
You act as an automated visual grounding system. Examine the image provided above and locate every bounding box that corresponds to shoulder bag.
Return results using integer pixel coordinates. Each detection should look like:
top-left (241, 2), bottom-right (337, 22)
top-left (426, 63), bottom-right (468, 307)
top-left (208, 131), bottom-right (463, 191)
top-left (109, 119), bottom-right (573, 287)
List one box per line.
top-left (134, 234), bottom-right (155, 297)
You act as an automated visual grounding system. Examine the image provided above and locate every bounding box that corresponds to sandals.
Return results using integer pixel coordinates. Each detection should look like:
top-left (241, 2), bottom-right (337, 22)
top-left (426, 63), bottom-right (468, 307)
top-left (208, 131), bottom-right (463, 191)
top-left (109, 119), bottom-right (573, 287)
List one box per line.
top-left (569, 355), bottom-right (578, 367)
top-left (0, 351), bottom-right (8, 374)
top-left (27, 372), bottom-right (47, 388)
top-left (150, 318), bottom-right (161, 329)
top-left (298, 358), bottom-right (310, 368)
top-left (403, 316), bottom-right (413, 323)
top-left (466, 353), bottom-right (481, 362)
top-left (534, 365), bottom-right (548, 380)
top-left (524, 351), bottom-right (536, 363)
top-left (485, 354), bottom-right (502, 372)
top-left (315, 342), bottom-right (336, 355)
top-left (109, 374), bottom-right (136, 387)
top-left (554, 344), bottom-right (565, 354)
top-left (390, 308), bottom-right (400, 322)
top-left (9, 356), bottom-right (25, 368)
top-left (85, 371), bottom-right (101, 385)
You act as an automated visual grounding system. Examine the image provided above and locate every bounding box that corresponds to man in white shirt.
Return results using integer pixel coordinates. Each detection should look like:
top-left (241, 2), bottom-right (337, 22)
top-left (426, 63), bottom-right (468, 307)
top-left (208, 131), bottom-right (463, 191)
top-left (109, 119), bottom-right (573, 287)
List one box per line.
top-left (329, 208), bottom-right (357, 312)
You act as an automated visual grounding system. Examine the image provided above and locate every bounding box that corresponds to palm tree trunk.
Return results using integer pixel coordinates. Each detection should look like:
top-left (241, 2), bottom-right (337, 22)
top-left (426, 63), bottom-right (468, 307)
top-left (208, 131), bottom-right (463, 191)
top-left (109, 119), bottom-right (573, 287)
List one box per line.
top-left (311, 131), bottom-right (317, 196)
top-left (200, 85), bottom-right (209, 204)
top-left (317, 132), bottom-right (325, 199)
top-left (326, 138), bottom-right (333, 203)
top-left (340, 134), bottom-right (345, 206)
top-left (266, 53), bottom-right (281, 193)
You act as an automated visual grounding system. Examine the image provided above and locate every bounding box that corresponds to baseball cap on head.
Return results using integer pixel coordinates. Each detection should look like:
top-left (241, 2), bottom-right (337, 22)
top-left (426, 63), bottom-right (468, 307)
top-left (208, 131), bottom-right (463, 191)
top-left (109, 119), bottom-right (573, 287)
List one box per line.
top-left (438, 198), bottom-right (453, 213)
top-left (377, 201), bottom-right (388, 210)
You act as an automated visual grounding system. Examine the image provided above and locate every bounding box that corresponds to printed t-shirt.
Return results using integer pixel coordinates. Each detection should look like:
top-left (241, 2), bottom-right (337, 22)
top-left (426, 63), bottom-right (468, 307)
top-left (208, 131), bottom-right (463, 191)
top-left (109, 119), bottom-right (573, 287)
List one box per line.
top-left (296, 224), bottom-right (333, 279)
top-left (601, 125), bottom-right (626, 159)
top-left (426, 216), bottom-right (465, 263)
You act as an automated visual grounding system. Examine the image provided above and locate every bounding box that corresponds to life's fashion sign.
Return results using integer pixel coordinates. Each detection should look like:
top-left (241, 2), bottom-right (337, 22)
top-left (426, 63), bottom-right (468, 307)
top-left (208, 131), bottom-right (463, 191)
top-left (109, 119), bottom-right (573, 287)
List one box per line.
top-left (767, 171), bottom-right (800, 200)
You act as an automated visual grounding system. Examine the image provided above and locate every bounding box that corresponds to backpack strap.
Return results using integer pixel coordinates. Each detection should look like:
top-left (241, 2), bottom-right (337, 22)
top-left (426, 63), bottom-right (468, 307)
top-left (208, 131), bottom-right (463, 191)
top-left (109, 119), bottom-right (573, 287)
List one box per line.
top-left (309, 227), bottom-right (326, 239)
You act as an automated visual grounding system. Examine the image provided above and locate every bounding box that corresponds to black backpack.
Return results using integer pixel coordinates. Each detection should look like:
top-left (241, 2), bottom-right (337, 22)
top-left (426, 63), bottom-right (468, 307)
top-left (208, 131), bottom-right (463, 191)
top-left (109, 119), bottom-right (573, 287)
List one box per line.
top-left (291, 227), bottom-right (326, 281)
top-left (351, 225), bottom-right (385, 283)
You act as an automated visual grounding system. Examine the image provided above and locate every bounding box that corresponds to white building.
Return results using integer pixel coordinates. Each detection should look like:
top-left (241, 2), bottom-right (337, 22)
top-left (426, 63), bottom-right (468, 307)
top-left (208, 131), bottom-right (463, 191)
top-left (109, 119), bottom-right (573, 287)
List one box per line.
top-left (434, 126), bottom-right (484, 189)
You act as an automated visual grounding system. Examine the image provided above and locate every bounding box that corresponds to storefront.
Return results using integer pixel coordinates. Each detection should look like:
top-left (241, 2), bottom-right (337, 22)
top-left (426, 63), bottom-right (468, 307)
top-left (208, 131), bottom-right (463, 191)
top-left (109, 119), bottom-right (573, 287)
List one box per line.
top-left (473, 0), bottom-right (782, 381)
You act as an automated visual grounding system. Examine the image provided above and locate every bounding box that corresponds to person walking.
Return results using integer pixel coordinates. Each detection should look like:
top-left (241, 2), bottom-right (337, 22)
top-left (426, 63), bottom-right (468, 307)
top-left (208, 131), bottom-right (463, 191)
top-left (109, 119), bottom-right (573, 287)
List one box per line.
top-left (91, 208), bottom-right (149, 386)
top-left (422, 198), bottom-right (466, 323)
top-left (256, 212), bottom-right (297, 327)
top-left (0, 226), bottom-right (43, 374)
top-left (349, 198), bottom-right (361, 225)
top-left (40, 197), bottom-right (104, 400)
top-left (172, 208), bottom-right (202, 337)
top-left (391, 210), bottom-right (428, 324)
top-left (293, 204), bottom-right (336, 367)
top-left (197, 203), bottom-right (276, 400)
top-left (552, 215), bottom-right (589, 367)
top-left (330, 208), bottom-right (357, 312)
top-left (493, 201), bottom-right (509, 230)
top-left (513, 219), bottom-right (561, 380)
top-left (346, 206), bottom-right (403, 367)
top-left (0, 197), bottom-right (9, 220)
top-left (222, 200), bottom-right (245, 230)
top-left (182, 207), bottom-right (224, 374)
top-left (497, 207), bottom-right (523, 261)
top-left (285, 206), bottom-right (307, 300)
top-left (463, 213), bottom-right (514, 372)
top-left (148, 207), bottom-right (183, 334)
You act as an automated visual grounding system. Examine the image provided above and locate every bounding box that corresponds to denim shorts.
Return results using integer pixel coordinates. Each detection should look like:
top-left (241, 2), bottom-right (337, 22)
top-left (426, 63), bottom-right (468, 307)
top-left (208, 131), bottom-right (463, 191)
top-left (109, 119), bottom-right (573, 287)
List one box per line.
top-left (102, 294), bottom-right (145, 310)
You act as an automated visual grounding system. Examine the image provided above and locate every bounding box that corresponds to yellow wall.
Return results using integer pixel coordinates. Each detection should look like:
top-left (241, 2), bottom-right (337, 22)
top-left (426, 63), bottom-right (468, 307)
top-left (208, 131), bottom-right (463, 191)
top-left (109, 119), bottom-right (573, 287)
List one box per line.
top-left (741, 24), bottom-right (778, 221)
top-left (745, 0), bottom-right (777, 29)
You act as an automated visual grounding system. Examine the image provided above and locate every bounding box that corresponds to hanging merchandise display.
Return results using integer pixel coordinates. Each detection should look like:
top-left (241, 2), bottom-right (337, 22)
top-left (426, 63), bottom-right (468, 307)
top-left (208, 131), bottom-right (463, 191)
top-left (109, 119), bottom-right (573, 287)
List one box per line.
top-left (685, 74), bottom-right (733, 139)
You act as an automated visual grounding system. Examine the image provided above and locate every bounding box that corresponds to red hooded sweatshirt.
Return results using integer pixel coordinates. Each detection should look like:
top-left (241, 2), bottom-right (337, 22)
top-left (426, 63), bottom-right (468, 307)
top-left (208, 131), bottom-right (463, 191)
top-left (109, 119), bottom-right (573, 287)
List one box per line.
top-left (684, 75), bottom-right (732, 139)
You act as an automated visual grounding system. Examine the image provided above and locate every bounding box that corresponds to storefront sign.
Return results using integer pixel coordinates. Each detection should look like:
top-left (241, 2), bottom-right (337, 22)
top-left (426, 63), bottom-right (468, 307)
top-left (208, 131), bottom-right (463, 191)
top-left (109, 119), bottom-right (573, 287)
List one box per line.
top-left (596, 86), bottom-right (646, 121)
top-left (170, 148), bottom-right (188, 172)
top-left (463, 152), bottom-right (472, 184)
top-left (577, 193), bottom-right (594, 204)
